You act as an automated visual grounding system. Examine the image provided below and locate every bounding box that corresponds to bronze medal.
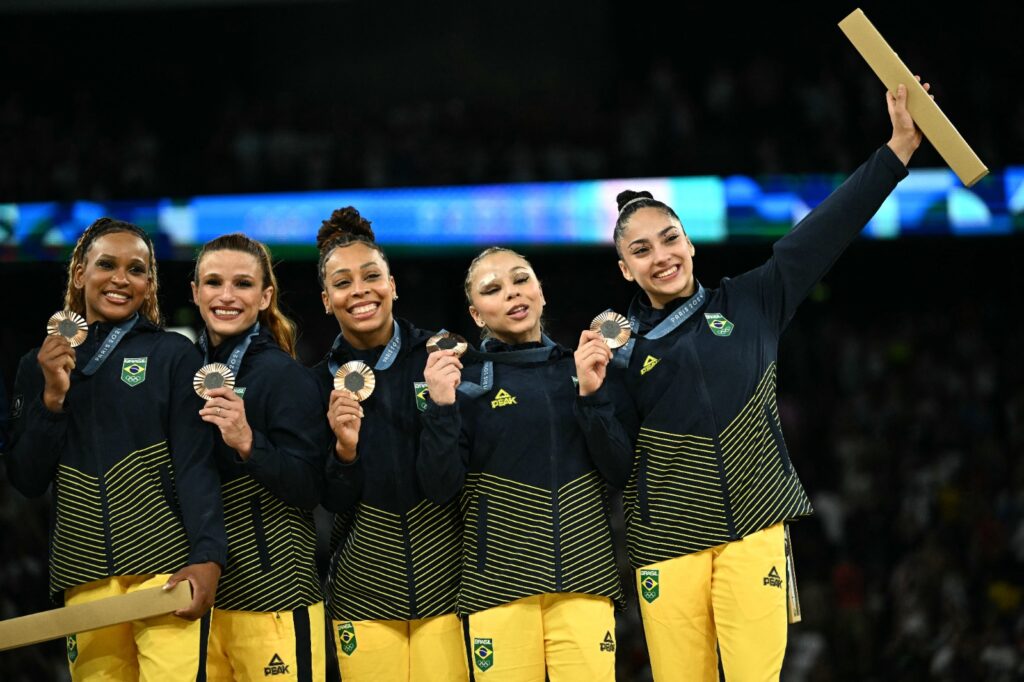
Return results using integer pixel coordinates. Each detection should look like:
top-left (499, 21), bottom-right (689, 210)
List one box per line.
top-left (590, 311), bottom-right (631, 349)
top-left (333, 361), bottom-right (376, 401)
top-left (47, 310), bottom-right (89, 347)
top-left (426, 331), bottom-right (468, 357)
top-left (193, 363), bottom-right (236, 400)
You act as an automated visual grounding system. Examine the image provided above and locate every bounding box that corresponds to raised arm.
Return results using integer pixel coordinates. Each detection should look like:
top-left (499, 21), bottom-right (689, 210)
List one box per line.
top-left (752, 81), bottom-right (924, 332)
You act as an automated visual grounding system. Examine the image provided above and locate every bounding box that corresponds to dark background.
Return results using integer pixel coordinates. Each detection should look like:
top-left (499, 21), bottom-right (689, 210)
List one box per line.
top-left (2, 1), bottom-right (1022, 680)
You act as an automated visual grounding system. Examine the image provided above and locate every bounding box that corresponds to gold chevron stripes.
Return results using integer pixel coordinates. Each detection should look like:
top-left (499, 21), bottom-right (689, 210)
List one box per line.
top-left (106, 443), bottom-right (188, 577)
top-left (624, 363), bottom-right (814, 568)
top-left (328, 498), bottom-right (462, 622)
top-left (458, 471), bottom-right (621, 614)
top-left (216, 475), bottom-right (321, 612)
top-left (51, 466), bottom-right (107, 595)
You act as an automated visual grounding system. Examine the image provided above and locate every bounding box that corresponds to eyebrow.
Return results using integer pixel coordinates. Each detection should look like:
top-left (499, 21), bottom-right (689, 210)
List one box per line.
top-left (627, 225), bottom-right (679, 248)
top-left (328, 262), bottom-right (380, 277)
top-left (96, 252), bottom-right (148, 265)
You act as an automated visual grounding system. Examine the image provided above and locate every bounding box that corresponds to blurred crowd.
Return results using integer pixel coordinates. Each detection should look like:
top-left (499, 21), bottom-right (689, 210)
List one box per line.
top-left (2, 52), bottom-right (1019, 203)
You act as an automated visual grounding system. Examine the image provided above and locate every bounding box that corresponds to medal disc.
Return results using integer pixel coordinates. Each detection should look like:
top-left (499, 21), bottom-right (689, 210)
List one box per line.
top-left (590, 311), bottom-right (631, 349)
top-left (46, 310), bottom-right (89, 347)
top-left (426, 331), bottom-right (468, 357)
top-left (193, 363), bottom-right (236, 399)
top-left (333, 361), bottom-right (376, 401)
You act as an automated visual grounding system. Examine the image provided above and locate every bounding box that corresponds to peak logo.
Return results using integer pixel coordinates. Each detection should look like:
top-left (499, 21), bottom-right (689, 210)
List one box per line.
top-left (265, 653), bottom-right (290, 676)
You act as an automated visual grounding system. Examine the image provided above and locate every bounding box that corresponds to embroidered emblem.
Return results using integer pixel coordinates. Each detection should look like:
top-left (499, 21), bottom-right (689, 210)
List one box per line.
top-left (337, 622), bottom-right (357, 656)
top-left (704, 312), bottom-right (735, 337)
top-left (121, 357), bottom-right (148, 387)
top-left (640, 355), bottom-right (660, 376)
top-left (764, 566), bottom-right (783, 588)
top-left (490, 389), bottom-right (517, 409)
top-left (640, 569), bottom-right (660, 603)
top-left (414, 382), bottom-right (429, 412)
top-left (473, 638), bottom-right (494, 671)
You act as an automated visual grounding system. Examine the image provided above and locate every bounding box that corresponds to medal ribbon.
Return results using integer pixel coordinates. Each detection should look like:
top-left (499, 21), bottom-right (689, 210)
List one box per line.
top-left (81, 314), bottom-right (140, 376)
top-left (457, 335), bottom-right (557, 398)
top-left (612, 283), bottom-right (707, 368)
top-left (328, 319), bottom-right (402, 376)
top-left (198, 322), bottom-right (261, 376)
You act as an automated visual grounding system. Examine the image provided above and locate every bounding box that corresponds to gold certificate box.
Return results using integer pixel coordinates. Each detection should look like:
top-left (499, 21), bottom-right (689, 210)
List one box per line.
top-left (0, 582), bottom-right (192, 652)
top-left (839, 8), bottom-right (988, 187)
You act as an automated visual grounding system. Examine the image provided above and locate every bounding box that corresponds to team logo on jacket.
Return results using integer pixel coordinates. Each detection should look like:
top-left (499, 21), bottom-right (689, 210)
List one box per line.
top-left (473, 638), bottom-right (494, 671)
top-left (337, 621), bottom-right (357, 655)
top-left (121, 357), bottom-right (148, 386)
top-left (233, 386), bottom-right (246, 398)
top-left (490, 389), bottom-right (517, 409)
top-left (763, 566), bottom-right (783, 588)
top-left (66, 634), bottom-right (78, 663)
top-left (640, 569), bottom-right (660, 603)
top-left (640, 355), bottom-right (660, 376)
top-left (264, 653), bottom-right (289, 675)
top-left (414, 382), bottom-right (430, 412)
top-left (704, 312), bottom-right (735, 337)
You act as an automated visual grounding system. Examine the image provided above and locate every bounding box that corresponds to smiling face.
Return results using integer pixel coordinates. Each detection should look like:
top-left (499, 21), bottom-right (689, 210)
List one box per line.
top-left (321, 242), bottom-right (397, 349)
top-left (73, 231), bottom-right (153, 324)
top-left (616, 206), bottom-right (696, 308)
top-left (467, 250), bottom-right (546, 345)
top-left (191, 249), bottom-right (272, 347)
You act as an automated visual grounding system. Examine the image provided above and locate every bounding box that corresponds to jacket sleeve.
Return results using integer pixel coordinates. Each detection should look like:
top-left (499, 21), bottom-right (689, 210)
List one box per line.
top-left (746, 144), bottom-right (908, 333)
top-left (417, 399), bottom-right (471, 505)
top-left (4, 352), bottom-right (68, 497)
top-left (241, 361), bottom-right (324, 509)
top-left (317, 367), bottom-right (365, 514)
top-left (573, 365), bottom-right (638, 490)
top-left (322, 454), bottom-right (364, 513)
top-left (168, 342), bottom-right (228, 568)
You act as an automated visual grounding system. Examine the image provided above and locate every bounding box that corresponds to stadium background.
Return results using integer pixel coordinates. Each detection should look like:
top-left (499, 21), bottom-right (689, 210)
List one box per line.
top-left (1, 1), bottom-right (1022, 679)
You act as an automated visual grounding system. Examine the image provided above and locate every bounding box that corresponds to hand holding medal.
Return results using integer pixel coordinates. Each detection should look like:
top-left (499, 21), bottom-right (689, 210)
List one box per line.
top-left (38, 310), bottom-right (88, 411)
top-left (575, 311), bottom-right (628, 397)
top-left (424, 332), bottom-right (466, 407)
top-left (195, 364), bottom-right (255, 459)
top-left (329, 361), bottom-right (373, 463)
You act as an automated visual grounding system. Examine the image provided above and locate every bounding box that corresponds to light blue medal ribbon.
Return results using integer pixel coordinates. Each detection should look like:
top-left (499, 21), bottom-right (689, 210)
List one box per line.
top-left (612, 283), bottom-right (707, 368)
top-left (457, 335), bottom-right (557, 398)
top-left (328, 319), bottom-right (402, 376)
top-left (81, 314), bottom-right (140, 376)
top-left (198, 322), bottom-right (261, 375)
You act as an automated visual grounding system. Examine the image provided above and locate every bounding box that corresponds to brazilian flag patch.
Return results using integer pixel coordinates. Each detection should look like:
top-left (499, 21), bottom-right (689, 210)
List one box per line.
top-left (414, 382), bottom-right (429, 412)
top-left (337, 621), bottom-right (357, 656)
top-left (473, 638), bottom-right (494, 671)
top-left (67, 634), bottom-right (78, 663)
top-left (121, 357), bottom-right (148, 387)
top-left (704, 312), bottom-right (735, 337)
top-left (640, 569), bottom-right (660, 603)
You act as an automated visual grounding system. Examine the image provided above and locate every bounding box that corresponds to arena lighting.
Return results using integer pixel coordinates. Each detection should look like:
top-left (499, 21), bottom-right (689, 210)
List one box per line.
top-left (2, 166), bottom-right (1020, 259)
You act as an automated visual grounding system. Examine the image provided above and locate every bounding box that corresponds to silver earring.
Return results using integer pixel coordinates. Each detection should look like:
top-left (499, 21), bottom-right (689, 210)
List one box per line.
top-left (393, 294), bottom-right (399, 301)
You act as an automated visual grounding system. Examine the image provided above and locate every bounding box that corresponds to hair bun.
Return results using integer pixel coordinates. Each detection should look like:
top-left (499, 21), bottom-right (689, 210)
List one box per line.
top-left (615, 190), bottom-right (654, 212)
top-left (316, 206), bottom-right (375, 251)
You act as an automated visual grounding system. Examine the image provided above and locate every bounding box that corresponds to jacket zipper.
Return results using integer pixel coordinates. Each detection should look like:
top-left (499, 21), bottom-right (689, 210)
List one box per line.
top-left (546, 378), bottom-right (562, 592)
top-left (686, 337), bottom-right (738, 541)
